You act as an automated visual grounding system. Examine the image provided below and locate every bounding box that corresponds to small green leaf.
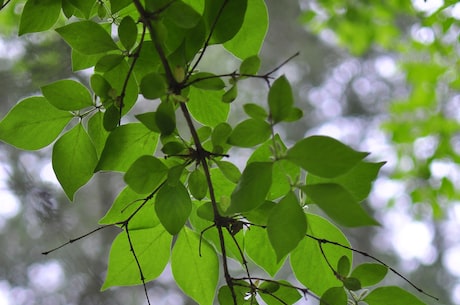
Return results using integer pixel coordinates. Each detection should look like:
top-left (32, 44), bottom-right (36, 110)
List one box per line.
top-left (259, 281), bottom-right (280, 293)
top-left (161, 141), bottom-right (186, 155)
top-left (218, 284), bottom-right (251, 305)
top-left (0, 97), bottom-right (73, 150)
top-left (19, 0), bottom-right (61, 35)
top-left (156, 101), bottom-right (176, 135)
top-left (211, 122), bottom-right (232, 147)
top-left (268, 75), bottom-right (294, 123)
top-left (188, 169), bottom-right (207, 200)
top-left (110, 0), bottom-right (132, 13)
top-left (222, 84), bottom-right (238, 103)
top-left (302, 183), bottom-right (379, 227)
top-left (102, 226), bottom-right (172, 290)
top-left (68, 0), bottom-right (95, 19)
top-left (41, 79), bottom-right (93, 111)
top-left (140, 73), bottom-right (167, 99)
top-left (52, 124), bottom-right (98, 200)
top-left (103, 105), bottom-right (120, 131)
top-left (337, 256), bottom-right (351, 277)
top-left (124, 156), bottom-right (168, 194)
top-left (189, 72), bottom-right (226, 90)
top-left (56, 21), bottom-right (119, 54)
top-left (226, 162), bottom-right (272, 214)
top-left (343, 277), bottom-right (361, 291)
top-left (286, 135), bottom-right (369, 178)
top-left (188, 87), bottom-right (229, 127)
top-left (118, 16), bottom-right (138, 50)
top-left (320, 287), bottom-right (347, 305)
top-left (228, 118), bottom-right (271, 147)
top-left (364, 286), bottom-right (427, 305)
top-left (135, 112), bottom-right (160, 132)
top-left (155, 183), bottom-right (192, 235)
top-left (215, 160), bottom-right (241, 183)
top-left (240, 55), bottom-right (261, 75)
top-left (90, 74), bottom-right (112, 99)
top-left (172, 227), bottom-right (219, 305)
top-left (350, 263), bottom-right (388, 287)
top-left (259, 280), bottom-right (301, 305)
top-left (95, 54), bottom-right (124, 72)
top-left (96, 123), bottom-right (158, 172)
top-left (243, 103), bottom-right (267, 120)
top-left (87, 111), bottom-right (109, 157)
top-left (267, 192), bottom-right (307, 261)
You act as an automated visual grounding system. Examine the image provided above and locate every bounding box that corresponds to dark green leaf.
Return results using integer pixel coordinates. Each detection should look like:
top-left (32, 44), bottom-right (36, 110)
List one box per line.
top-left (218, 283), bottom-right (251, 305)
top-left (165, 1), bottom-right (201, 28)
top-left (268, 75), bottom-right (294, 123)
top-left (259, 281), bottom-right (280, 293)
top-left (87, 111), bottom-right (109, 156)
top-left (161, 141), bottom-right (186, 155)
top-left (286, 135), bottom-right (369, 178)
top-left (222, 84), bottom-right (238, 103)
top-left (226, 162), bottom-right (272, 214)
top-left (343, 277), bottom-right (361, 291)
top-left (228, 119), bottom-right (271, 147)
top-left (189, 72), bottom-right (226, 90)
top-left (240, 55), bottom-right (261, 75)
top-left (135, 112), bottom-right (160, 132)
top-left (103, 105), bottom-right (120, 131)
top-left (56, 21), bottom-right (119, 54)
top-left (259, 280), bottom-right (301, 305)
top-left (19, 0), bottom-right (61, 35)
top-left (215, 160), bottom-right (241, 183)
top-left (95, 54), bottom-right (124, 72)
top-left (155, 183), bottom-right (192, 235)
top-left (302, 183), bottom-right (379, 227)
top-left (337, 256), bottom-right (351, 277)
top-left (0, 97), bottom-right (73, 150)
top-left (110, 0), bottom-right (132, 13)
top-left (211, 122), bottom-right (232, 147)
top-left (320, 287), bottom-right (347, 305)
top-left (140, 73), bottom-right (167, 99)
top-left (41, 79), bottom-right (93, 111)
top-left (118, 16), bottom-right (138, 50)
top-left (364, 286), bottom-right (427, 305)
top-left (267, 192), bottom-right (307, 261)
top-left (243, 103), bottom-right (267, 120)
top-left (68, 0), bottom-right (95, 19)
top-left (350, 263), bottom-right (388, 287)
top-left (52, 123), bottom-right (98, 200)
top-left (172, 227), bottom-right (219, 305)
top-left (188, 169), bottom-right (207, 200)
top-left (156, 101), bottom-right (176, 135)
top-left (90, 74), bottom-right (112, 99)
top-left (124, 156), bottom-right (168, 194)
top-left (204, 0), bottom-right (247, 44)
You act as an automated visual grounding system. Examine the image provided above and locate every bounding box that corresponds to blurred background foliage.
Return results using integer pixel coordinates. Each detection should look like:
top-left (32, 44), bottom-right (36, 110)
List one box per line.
top-left (0, 0), bottom-right (460, 304)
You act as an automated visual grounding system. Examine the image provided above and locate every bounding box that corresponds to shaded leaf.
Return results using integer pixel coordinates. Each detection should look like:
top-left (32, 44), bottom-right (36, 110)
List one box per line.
top-left (140, 73), bottom-right (167, 99)
top-left (118, 16), bottom-right (138, 50)
top-left (350, 263), bottom-right (388, 287)
top-left (155, 183), bottom-right (192, 235)
top-left (320, 287), bottom-right (347, 305)
top-left (268, 75), bottom-right (294, 123)
top-left (124, 156), bottom-right (168, 194)
top-left (204, 0), bottom-right (247, 44)
top-left (259, 280), bottom-right (301, 305)
top-left (188, 169), bottom-right (207, 200)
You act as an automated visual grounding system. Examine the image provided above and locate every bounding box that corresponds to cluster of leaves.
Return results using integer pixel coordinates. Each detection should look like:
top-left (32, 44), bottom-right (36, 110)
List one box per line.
top-left (0, 1), bottom-right (437, 305)
top-left (303, 0), bottom-right (460, 217)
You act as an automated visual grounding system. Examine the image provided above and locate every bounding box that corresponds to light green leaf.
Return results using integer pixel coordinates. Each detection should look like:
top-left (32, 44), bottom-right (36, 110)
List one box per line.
top-left (96, 123), bottom-right (158, 172)
top-left (41, 79), bottom-right (93, 111)
top-left (140, 72), bottom-right (167, 99)
top-left (226, 162), bottom-right (272, 214)
top-left (188, 87), bottom-right (229, 127)
top-left (19, 0), bottom-right (61, 35)
top-left (118, 16), bottom-right (138, 50)
top-left (267, 192), bottom-right (307, 261)
top-left (291, 214), bottom-right (352, 296)
top-left (350, 263), bottom-right (388, 287)
top-left (215, 160), bottom-right (241, 183)
top-left (302, 183), bottom-right (379, 227)
top-left (221, 84), bottom-right (238, 103)
top-left (211, 122), bottom-right (232, 147)
top-left (228, 118), bottom-right (271, 147)
top-left (56, 21), bottom-right (119, 54)
top-left (52, 124), bottom-right (98, 200)
top-left (268, 75), bottom-right (294, 123)
top-left (0, 97), bottom-right (73, 150)
top-left (172, 227), bottom-right (219, 305)
top-left (102, 226), bottom-right (171, 290)
top-left (286, 135), bottom-right (369, 178)
top-left (320, 287), bottom-right (347, 305)
top-left (364, 286), bottom-right (427, 305)
top-left (87, 111), bottom-right (109, 157)
top-left (243, 103), bottom-right (267, 120)
top-left (224, 0), bottom-right (268, 58)
top-left (124, 156), bottom-right (168, 194)
top-left (240, 55), bottom-right (261, 75)
top-left (155, 183), bottom-right (192, 235)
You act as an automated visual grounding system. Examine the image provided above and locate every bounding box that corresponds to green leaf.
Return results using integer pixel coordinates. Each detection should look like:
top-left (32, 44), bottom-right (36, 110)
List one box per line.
top-left (243, 103), bottom-right (267, 120)
top-left (218, 284), bottom-right (252, 305)
top-left (41, 79), bottom-right (93, 111)
top-left (165, 1), bottom-right (201, 29)
top-left (291, 214), bottom-right (352, 296)
top-left (52, 124), bottom-right (98, 200)
top-left (350, 263), bottom-right (388, 287)
top-left (226, 162), bottom-right (272, 214)
top-left (172, 227), bottom-right (219, 305)
top-left (135, 112), bottom-right (160, 132)
top-left (118, 16), bottom-right (138, 50)
top-left (110, 0), bottom-right (132, 13)
top-left (156, 101), bottom-right (176, 135)
top-left (286, 135), bottom-right (369, 178)
top-left (102, 105), bottom-right (120, 131)
top-left (337, 256), bottom-right (351, 277)
top-left (188, 169), bottom-right (207, 200)
top-left (228, 118), bottom-right (271, 147)
top-left (223, 0), bottom-right (268, 58)
top-left (87, 111), bottom-right (109, 156)
top-left (267, 192), bottom-right (307, 261)
top-left (320, 287), bottom-right (347, 305)
top-left (204, 0), bottom-right (247, 44)
top-left (189, 72), bottom-right (226, 90)
top-left (343, 277), bottom-right (361, 291)
top-left (0, 97), bottom-right (73, 150)
top-left (259, 280), bottom-right (301, 305)
top-left (268, 75), bottom-right (294, 123)
top-left (140, 73), bottom-right (167, 99)
top-left (68, 0), bottom-right (95, 19)
top-left (102, 226), bottom-right (172, 290)
top-left (211, 122), bottom-right (232, 147)
top-left (364, 286), bottom-right (427, 305)
top-left (95, 54), bottom-right (124, 72)
top-left (215, 160), bottom-right (241, 183)
top-left (188, 87), bottom-right (229, 127)
top-left (240, 55), bottom-right (261, 75)
top-left (90, 74), bottom-right (112, 99)
top-left (155, 183), bottom-right (192, 235)
top-left (124, 156), bottom-right (168, 194)
top-left (56, 21), bottom-right (119, 54)
top-left (222, 84), bottom-right (238, 103)
top-left (302, 183), bottom-right (379, 227)
top-left (96, 123), bottom-right (158, 172)
top-left (19, 0), bottom-right (61, 35)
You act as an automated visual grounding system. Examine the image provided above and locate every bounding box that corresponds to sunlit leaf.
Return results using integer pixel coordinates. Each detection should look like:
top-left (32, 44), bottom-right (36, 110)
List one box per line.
top-left (155, 183), bottom-right (192, 235)
top-left (350, 263), bottom-right (388, 287)
top-left (19, 0), bottom-right (61, 35)
top-left (124, 156), bottom-right (168, 194)
top-left (364, 286), bottom-right (427, 305)
top-left (268, 75), bottom-right (294, 123)
top-left (41, 79), bottom-right (93, 111)
top-left (228, 118), bottom-right (271, 147)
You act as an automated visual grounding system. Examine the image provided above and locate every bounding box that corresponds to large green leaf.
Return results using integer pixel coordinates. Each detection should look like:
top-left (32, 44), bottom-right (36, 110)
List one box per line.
top-left (41, 79), bottom-right (93, 111)
top-left (188, 87), bottom-right (229, 127)
top-left (95, 123), bottom-right (158, 172)
top-left (171, 227), bottom-right (219, 305)
top-left (52, 124), bottom-right (98, 200)
top-left (302, 183), bottom-right (379, 227)
top-left (228, 118), bottom-right (271, 147)
top-left (68, 0), bottom-right (95, 19)
top-left (286, 135), bottom-right (369, 178)
top-left (118, 16), bottom-right (138, 50)
top-left (267, 192), bottom-right (307, 261)
top-left (204, 0), bottom-right (247, 44)
top-left (268, 76), bottom-right (294, 124)
top-left (56, 21), bottom-right (119, 54)
top-left (0, 97), bottom-right (73, 150)
top-left (291, 214), bottom-right (352, 296)
top-left (226, 162), bottom-right (272, 214)
top-left (102, 226), bottom-right (172, 290)
top-left (19, 0), bottom-right (61, 35)
top-left (155, 183), bottom-right (192, 235)
top-left (124, 156), bottom-right (168, 194)
top-left (364, 286), bottom-right (427, 305)
top-left (350, 263), bottom-right (388, 287)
